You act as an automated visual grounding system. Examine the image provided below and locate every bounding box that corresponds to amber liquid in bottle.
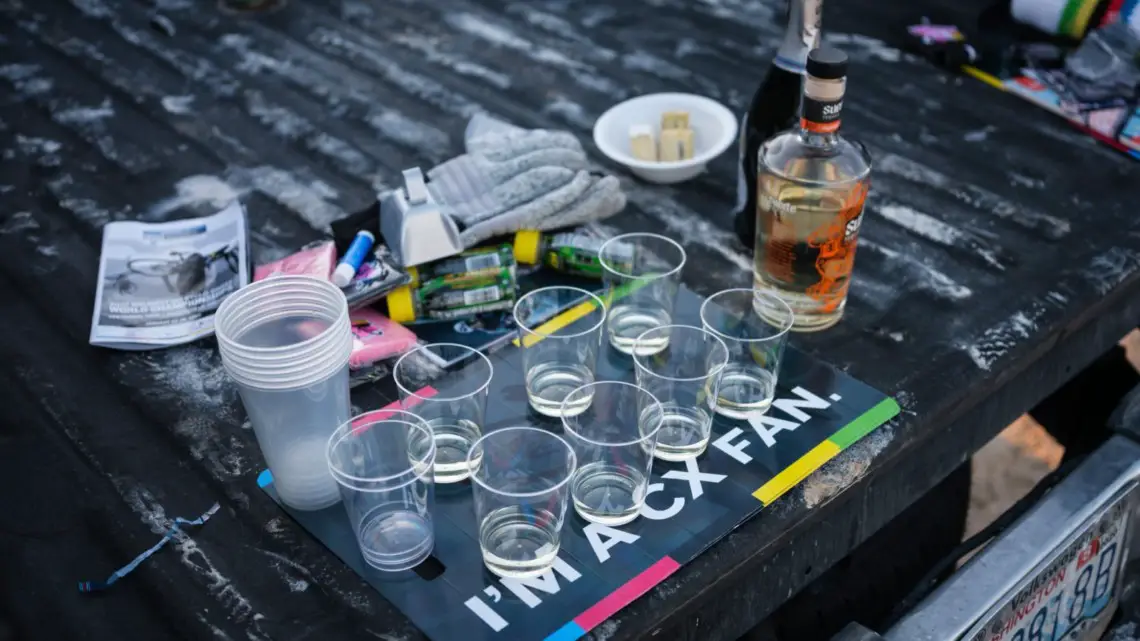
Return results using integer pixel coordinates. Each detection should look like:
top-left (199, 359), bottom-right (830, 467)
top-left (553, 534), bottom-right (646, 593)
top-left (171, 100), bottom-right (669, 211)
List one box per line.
top-left (753, 47), bottom-right (871, 332)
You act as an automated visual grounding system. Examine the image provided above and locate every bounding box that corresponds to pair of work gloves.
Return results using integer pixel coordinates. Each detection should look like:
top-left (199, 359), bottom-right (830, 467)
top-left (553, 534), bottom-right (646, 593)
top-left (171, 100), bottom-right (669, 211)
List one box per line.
top-left (414, 114), bottom-right (626, 249)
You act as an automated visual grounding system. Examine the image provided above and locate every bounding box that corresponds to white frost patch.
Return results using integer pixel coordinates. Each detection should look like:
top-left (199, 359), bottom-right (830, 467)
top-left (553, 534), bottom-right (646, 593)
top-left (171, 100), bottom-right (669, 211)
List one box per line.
top-left (195, 613), bottom-right (234, 641)
top-left (878, 153), bottom-right (948, 187)
top-left (580, 6), bottom-right (616, 28)
top-left (860, 239), bottom-right (972, 300)
top-left (246, 93), bottom-right (310, 139)
top-left (1083, 247), bottom-right (1140, 295)
top-left (622, 51), bottom-right (689, 80)
top-left (448, 13), bottom-right (532, 50)
top-left (365, 109), bottom-right (450, 153)
top-left (219, 34), bottom-right (287, 74)
top-left (0, 211), bottom-right (38, 234)
top-left (960, 304), bottom-right (1046, 371)
top-left (37, 245), bottom-right (59, 257)
top-left (141, 345), bottom-right (229, 411)
top-left (675, 38), bottom-right (705, 58)
top-left (265, 517), bottom-right (288, 536)
top-left (309, 134), bottom-right (372, 176)
top-left (694, 0), bottom-right (779, 28)
top-left (15, 135), bottom-right (62, 157)
top-left (512, 7), bottom-right (617, 59)
top-left (148, 169), bottom-right (348, 232)
top-left (42, 175), bottom-right (116, 227)
top-left (876, 203), bottom-right (964, 245)
top-left (543, 96), bottom-right (593, 130)
top-left (251, 548), bottom-right (311, 593)
top-left (389, 32), bottom-right (512, 90)
top-left (1009, 173), bottom-right (1044, 189)
top-left (55, 98), bottom-right (114, 124)
top-left (445, 13), bottom-right (625, 97)
top-left (70, 0), bottom-right (113, 18)
top-left (118, 483), bottom-right (268, 639)
top-left (0, 63), bottom-right (53, 97)
top-left (963, 125), bottom-right (996, 142)
top-left (592, 620), bottom-right (621, 641)
top-left (312, 29), bottom-right (487, 118)
top-left (150, 175), bottom-right (242, 218)
top-left (803, 424), bottom-right (894, 508)
top-left (162, 94), bottom-right (195, 114)
top-left (877, 153), bottom-right (1070, 238)
top-left (825, 33), bottom-right (902, 62)
top-left (134, 347), bottom-right (248, 478)
top-left (241, 167), bottom-right (347, 232)
top-left (152, 0), bottom-right (193, 9)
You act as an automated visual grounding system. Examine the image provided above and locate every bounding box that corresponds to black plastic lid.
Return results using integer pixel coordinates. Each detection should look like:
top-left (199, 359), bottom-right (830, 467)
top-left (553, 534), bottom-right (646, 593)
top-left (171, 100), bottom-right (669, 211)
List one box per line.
top-left (806, 47), bottom-right (848, 80)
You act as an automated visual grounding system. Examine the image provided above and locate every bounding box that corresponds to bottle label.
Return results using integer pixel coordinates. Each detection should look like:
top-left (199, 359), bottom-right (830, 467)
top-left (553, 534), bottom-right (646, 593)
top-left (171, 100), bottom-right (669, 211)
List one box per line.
top-left (801, 95), bottom-right (842, 133)
top-left (756, 182), bottom-right (868, 313)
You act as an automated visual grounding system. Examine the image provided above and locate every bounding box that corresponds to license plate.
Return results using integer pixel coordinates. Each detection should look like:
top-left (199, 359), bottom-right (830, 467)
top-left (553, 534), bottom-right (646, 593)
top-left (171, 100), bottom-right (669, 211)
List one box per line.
top-left (969, 497), bottom-right (1129, 641)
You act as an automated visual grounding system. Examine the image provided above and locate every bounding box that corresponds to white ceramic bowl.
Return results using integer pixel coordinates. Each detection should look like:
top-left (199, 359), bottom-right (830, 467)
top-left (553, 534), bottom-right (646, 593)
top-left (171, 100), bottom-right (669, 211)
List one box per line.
top-left (593, 93), bottom-right (738, 185)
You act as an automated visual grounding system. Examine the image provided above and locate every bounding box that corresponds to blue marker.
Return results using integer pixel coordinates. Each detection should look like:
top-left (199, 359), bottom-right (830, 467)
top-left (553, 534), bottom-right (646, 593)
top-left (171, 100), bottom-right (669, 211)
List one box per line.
top-left (332, 230), bottom-right (376, 287)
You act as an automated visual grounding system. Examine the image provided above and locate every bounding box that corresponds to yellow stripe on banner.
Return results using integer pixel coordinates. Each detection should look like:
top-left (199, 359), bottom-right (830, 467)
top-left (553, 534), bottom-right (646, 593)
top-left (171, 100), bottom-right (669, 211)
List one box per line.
top-left (752, 440), bottom-right (842, 506)
top-left (962, 66), bottom-right (1005, 91)
top-left (1069, 0), bottom-right (1100, 40)
top-left (512, 299), bottom-right (600, 348)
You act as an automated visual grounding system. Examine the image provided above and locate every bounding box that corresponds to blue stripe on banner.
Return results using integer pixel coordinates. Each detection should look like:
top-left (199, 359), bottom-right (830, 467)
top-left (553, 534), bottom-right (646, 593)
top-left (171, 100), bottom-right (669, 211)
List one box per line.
top-left (543, 622), bottom-right (586, 641)
top-left (78, 503), bottom-right (221, 593)
top-left (1123, 0), bottom-right (1140, 22)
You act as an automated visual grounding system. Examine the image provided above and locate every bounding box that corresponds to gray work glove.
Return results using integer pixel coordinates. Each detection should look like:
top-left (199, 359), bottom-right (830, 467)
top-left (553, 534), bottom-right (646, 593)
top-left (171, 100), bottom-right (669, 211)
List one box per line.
top-left (423, 115), bottom-right (625, 248)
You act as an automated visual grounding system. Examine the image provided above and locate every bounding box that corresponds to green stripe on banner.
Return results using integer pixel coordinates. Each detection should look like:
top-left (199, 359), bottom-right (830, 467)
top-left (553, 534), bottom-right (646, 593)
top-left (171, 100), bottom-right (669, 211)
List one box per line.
top-left (827, 397), bottom-right (901, 450)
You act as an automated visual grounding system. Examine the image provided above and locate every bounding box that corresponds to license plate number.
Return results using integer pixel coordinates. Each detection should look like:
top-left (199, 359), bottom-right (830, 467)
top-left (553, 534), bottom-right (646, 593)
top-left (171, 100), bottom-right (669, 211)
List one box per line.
top-left (972, 500), bottom-right (1128, 641)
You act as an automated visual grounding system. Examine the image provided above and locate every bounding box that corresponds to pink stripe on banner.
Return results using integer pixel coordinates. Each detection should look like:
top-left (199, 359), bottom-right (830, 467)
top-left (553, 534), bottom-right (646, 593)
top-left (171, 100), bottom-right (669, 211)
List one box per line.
top-left (573, 557), bottom-right (681, 631)
top-left (350, 388), bottom-right (438, 433)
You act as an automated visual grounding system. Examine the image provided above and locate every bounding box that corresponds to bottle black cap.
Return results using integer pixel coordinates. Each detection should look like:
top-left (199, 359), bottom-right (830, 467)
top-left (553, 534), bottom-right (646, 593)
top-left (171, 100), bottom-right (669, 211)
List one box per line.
top-left (806, 47), bottom-right (848, 80)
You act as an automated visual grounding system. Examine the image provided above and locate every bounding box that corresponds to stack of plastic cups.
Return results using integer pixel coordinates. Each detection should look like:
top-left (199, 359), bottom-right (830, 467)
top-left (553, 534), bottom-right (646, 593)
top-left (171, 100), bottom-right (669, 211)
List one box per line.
top-left (215, 275), bottom-right (353, 511)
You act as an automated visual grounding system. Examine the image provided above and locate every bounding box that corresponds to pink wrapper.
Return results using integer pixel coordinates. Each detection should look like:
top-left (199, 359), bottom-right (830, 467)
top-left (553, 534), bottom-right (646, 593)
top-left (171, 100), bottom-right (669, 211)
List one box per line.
top-left (348, 308), bottom-right (418, 369)
top-left (254, 241), bottom-right (336, 282)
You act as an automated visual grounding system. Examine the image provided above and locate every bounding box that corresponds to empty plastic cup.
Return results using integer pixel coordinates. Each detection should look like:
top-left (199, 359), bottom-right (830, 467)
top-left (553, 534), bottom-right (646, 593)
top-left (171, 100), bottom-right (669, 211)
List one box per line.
top-left (327, 409), bottom-right (436, 572)
top-left (215, 275), bottom-right (353, 511)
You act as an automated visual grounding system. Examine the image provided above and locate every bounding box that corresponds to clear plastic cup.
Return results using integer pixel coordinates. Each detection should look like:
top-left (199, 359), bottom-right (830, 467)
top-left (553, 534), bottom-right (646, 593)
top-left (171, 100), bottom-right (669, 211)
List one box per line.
top-left (699, 289), bottom-right (794, 418)
top-left (215, 275), bottom-right (352, 511)
top-left (327, 409), bottom-right (435, 572)
top-left (393, 343), bottom-right (493, 484)
top-left (468, 427), bottom-right (576, 579)
top-left (513, 286), bottom-right (606, 418)
top-left (561, 381), bottom-right (663, 526)
top-left (633, 325), bottom-right (729, 461)
top-left (599, 233), bottom-right (686, 356)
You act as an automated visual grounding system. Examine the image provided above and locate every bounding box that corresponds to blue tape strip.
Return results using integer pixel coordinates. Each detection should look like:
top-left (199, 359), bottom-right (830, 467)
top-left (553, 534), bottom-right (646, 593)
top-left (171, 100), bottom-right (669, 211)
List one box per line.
top-left (78, 503), bottom-right (221, 593)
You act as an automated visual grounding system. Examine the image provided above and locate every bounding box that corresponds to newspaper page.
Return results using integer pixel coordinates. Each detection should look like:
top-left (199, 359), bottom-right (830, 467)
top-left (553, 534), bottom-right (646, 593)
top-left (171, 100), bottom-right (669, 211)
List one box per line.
top-left (89, 202), bottom-right (248, 349)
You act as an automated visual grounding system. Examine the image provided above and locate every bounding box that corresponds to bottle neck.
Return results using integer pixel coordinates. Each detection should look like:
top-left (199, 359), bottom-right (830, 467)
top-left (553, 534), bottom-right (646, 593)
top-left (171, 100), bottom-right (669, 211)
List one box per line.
top-left (799, 74), bottom-right (845, 143)
top-left (774, 0), bottom-right (822, 73)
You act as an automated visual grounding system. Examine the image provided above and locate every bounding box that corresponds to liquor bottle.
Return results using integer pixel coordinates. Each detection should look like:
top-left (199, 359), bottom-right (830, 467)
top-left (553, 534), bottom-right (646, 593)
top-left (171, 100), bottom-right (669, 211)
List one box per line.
top-left (732, 0), bottom-right (823, 249)
top-left (753, 47), bottom-right (871, 332)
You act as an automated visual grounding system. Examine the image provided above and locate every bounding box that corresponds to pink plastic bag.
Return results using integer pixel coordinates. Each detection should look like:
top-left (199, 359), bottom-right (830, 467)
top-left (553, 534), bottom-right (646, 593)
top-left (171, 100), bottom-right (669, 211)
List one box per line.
top-left (348, 308), bottom-right (418, 369)
top-left (253, 241), bottom-right (337, 282)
